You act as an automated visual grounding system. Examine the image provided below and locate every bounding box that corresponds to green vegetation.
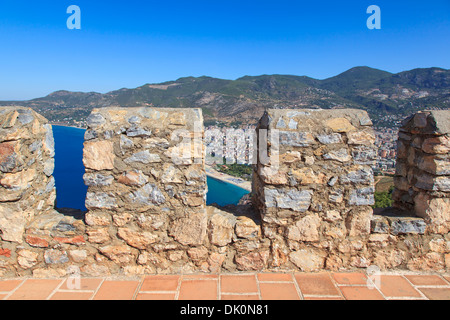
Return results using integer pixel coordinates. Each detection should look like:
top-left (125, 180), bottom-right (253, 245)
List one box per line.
top-left (3, 67), bottom-right (448, 127)
top-left (215, 163), bottom-right (253, 181)
top-left (229, 121), bottom-right (243, 128)
top-left (201, 107), bottom-right (215, 117)
top-left (373, 186), bottom-right (394, 209)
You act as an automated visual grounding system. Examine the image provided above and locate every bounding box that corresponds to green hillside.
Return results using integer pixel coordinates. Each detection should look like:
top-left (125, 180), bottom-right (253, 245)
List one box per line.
top-left (1, 66), bottom-right (448, 127)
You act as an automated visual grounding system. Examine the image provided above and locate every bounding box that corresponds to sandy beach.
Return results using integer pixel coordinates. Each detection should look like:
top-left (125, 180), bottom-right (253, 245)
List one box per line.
top-left (51, 123), bottom-right (87, 130)
top-left (205, 165), bottom-right (252, 192)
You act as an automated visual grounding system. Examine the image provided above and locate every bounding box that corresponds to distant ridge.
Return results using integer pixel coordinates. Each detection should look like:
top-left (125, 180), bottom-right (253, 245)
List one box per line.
top-left (1, 66), bottom-right (448, 127)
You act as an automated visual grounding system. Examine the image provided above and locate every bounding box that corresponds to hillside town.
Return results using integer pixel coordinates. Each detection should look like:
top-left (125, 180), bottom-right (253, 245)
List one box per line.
top-left (204, 124), bottom-right (399, 176)
top-left (373, 126), bottom-right (398, 175)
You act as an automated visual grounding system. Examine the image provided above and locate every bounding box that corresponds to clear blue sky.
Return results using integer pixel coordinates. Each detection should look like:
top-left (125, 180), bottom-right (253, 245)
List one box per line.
top-left (0, 0), bottom-right (449, 100)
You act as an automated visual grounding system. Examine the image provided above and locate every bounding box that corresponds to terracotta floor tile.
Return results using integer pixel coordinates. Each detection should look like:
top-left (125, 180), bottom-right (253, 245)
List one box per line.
top-left (0, 280), bottom-right (23, 292)
top-left (378, 276), bottom-right (421, 298)
top-left (259, 282), bottom-right (300, 300)
top-left (340, 286), bottom-right (385, 300)
top-left (140, 275), bottom-right (180, 292)
top-left (304, 296), bottom-right (344, 300)
top-left (59, 278), bottom-right (103, 291)
top-left (418, 287), bottom-right (450, 300)
top-left (2, 272), bottom-right (448, 301)
top-left (50, 291), bottom-right (94, 300)
top-left (404, 275), bottom-right (448, 286)
top-left (294, 273), bottom-right (341, 297)
top-left (221, 294), bottom-right (260, 300)
top-left (136, 293), bottom-right (176, 300)
top-left (93, 280), bottom-right (139, 300)
top-left (257, 273), bottom-right (293, 282)
top-left (182, 274), bottom-right (219, 280)
top-left (178, 280), bottom-right (218, 300)
top-left (332, 272), bottom-right (368, 285)
top-left (7, 279), bottom-right (62, 300)
top-left (221, 275), bottom-right (258, 293)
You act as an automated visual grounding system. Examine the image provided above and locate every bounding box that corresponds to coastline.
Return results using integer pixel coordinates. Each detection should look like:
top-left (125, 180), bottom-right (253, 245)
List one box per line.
top-left (51, 123), bottom-right (87, 130)
top-left (205, 165), bottom-right (252, 192)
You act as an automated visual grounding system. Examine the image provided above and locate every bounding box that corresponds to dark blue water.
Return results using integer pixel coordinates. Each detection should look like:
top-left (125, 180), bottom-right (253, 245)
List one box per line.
top-left (53, 126), bottom-right (88, 210)
top-left (52, 125), bottom-right (249, 210)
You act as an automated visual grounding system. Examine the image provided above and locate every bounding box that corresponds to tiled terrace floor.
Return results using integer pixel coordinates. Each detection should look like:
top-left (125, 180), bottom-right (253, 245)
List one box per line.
top-left (1, 272), bottom-right (449, 300)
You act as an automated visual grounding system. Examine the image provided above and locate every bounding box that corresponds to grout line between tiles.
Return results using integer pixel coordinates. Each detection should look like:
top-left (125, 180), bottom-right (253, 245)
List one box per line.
top-left (2, 279), bottom-right (27, 300)
top-left (364, 271), bottom-right (388, 300)
top-left (132, 276), bottom-right (145, 300)
top-left (254, 273), bottom-right (262, 300)
top-left (90, 278), bottom-right (106, 301)
top-left (291, 273), bottom-right (304, 300)
top-left (46, 279), bottom-right (66, 300)
top-left (401, 275), bottom-right (429, 300)
top-left (174, 275), bottom-right (182, 300)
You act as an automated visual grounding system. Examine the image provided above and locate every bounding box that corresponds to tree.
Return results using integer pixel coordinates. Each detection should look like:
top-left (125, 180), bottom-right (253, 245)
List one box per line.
top-left (372, 186), bottom-right (394, 209)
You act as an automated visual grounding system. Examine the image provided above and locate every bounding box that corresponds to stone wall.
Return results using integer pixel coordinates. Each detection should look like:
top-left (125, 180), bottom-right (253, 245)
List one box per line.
top-left (393, 110), bottom-right (450, 234)
top-left (81, 107), bottom-right (210, 274)
top-left (0, 107), bottom-right (56, 243)
top-left (252, 109), bottom-right (378, 270)
top-left (0, 107), bottom-right (449, 278)
top-left (250, 109), bottom-right (449, 272)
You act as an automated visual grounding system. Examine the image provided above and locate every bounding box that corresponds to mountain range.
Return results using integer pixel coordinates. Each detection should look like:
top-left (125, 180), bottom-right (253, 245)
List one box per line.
top-left (1, 66), bottom-right (448, 127)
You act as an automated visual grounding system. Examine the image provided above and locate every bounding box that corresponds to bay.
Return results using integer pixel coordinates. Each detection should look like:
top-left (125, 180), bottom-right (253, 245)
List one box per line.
top-left (206, 175), bottom-right (250, 207)
top-left (52, 125), bottom-right (249, 210)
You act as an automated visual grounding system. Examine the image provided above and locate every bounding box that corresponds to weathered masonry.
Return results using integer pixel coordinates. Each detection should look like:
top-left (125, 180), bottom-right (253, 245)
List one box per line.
top-left (0, 107), bottom-right (56, 243)
top-left (82, 107), bottom-right (210, 274)
top-left (393, 111), bottom-right (450, 234)
top-left (0, 107), bottom-right (449, 278)
top-left (252, 109), bottom-right (378, 271)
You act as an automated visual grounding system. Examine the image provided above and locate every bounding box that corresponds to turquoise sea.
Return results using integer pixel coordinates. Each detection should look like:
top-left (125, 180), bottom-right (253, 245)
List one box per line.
top-left (52, 125), bottom-right (249, 210)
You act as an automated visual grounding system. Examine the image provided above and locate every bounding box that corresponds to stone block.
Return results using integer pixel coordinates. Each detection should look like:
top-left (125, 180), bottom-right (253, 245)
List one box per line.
top-left (263, 188), bottom-right (313, 212)
top-left (117, 227), bottom-right (158, 249)
top-left (286, 214), bottom-right (321, 242)
top-left (340, 167), bottom-right (374, 185)
top-left (17, 249), bottom-right (39, 269)
top-left (85, 192), bottom-right (117, 210)
top-left (351, 145), bottom-right (377, 165)
top-left (235, 216), bottom-right (260, 239)
top-left (415, 173), bottom-right (450, 192)
top-left (208, 208), bottom-right (236, 246)
top-left (98, 245), bottom-right (137, 264)
top-left (44, 249), bottom-right (69, 264)
top-left (288, 248), bottom-right (326, 272)
top-left (388, 217), bottom-right (426, 235)
top-left (414, 193), bottom-right (450, 231)
top-left (279, 131), bottom-right (315, 147)
top-left (0, 107), bottom-right (55, 243)
top-left (169, 211), bottom-right (207, 246)
top-left (323, 148), bottom-right (352, 163)
top-left (371, 216), bottom-right (390, 233)
top-left (422, 135), bottom-right (450, 154)
top-left (417, 155), bottom-right (450, 176)
top-left (346, 207), bottom-right (373, 236)
top-left (83, 140), bottom-right (115, 170)
top-left (349, 187), bottom-right (375, 206)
